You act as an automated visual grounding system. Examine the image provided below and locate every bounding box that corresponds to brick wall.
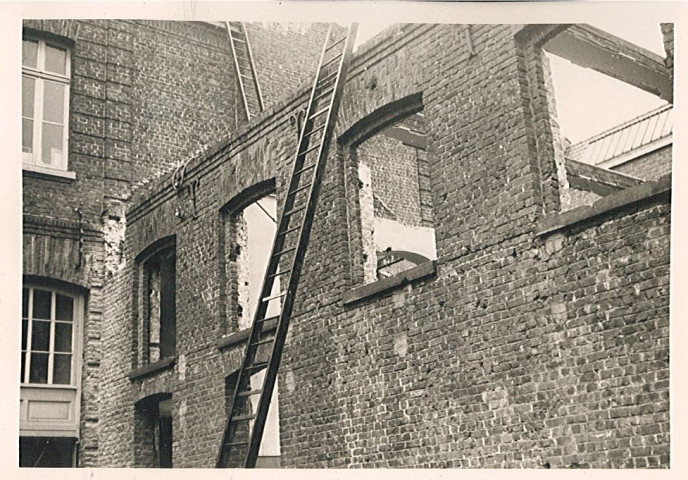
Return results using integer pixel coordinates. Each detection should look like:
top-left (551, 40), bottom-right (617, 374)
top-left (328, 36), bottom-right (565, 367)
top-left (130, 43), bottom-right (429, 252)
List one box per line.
top-left (97, 23), bottom-right (671, 469)
top-left (612, 145), bottom-right (672, 182)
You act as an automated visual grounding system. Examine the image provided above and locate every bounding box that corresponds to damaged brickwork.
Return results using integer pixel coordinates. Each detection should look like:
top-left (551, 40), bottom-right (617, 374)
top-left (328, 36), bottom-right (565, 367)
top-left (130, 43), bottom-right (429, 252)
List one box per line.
top-left (94, 22), bottom-right (673, 469)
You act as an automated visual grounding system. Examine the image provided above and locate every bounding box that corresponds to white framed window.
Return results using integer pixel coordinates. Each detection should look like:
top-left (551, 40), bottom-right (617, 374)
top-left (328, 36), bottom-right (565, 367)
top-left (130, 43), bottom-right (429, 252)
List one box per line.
top-left (22, 37), bottom-right (71, 171)
top-left (21, 286), bottom-right (82, 386)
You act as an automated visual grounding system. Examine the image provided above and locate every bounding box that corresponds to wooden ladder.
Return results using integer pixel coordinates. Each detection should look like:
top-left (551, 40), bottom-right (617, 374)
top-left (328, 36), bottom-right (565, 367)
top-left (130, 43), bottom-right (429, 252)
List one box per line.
top-left (216, 23), bottom-right (358, 468)
top-left (226, 21), bottom-right (264, 120)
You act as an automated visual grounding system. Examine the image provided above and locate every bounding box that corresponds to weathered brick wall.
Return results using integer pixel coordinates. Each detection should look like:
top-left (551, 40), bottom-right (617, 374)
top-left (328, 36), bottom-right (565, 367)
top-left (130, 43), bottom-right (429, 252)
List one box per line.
top-left (21, 19), bottom-right (139, 465)
top-left (98, 23), bottom-right (671, 469)
top-left (128, 21), bottom-right (239, 185)
top-left (245, 23), bottom-right (330, 110)
top-left (612, 146), bottom-right (672, 181)
top-left (358, 134), bottom-right (427, 226)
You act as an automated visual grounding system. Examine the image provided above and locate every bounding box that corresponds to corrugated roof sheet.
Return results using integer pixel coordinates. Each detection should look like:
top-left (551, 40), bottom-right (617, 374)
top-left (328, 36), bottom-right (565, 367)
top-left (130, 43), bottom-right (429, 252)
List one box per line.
top-left (566, 104), bottom-right (673, 165)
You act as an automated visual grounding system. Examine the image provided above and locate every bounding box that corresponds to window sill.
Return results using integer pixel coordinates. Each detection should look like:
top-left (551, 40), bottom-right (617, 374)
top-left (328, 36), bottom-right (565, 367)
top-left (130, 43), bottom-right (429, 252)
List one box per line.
top-left (535, 174), bottom-right (671, 237)
top-left (216, 319), bottom-right (278, 350)
top-left (23, 164), bottom-right (76, 182)
top-left (342, 260), bottom-right (437, 306)
top-left (128, 357), bottom-right (176, 381)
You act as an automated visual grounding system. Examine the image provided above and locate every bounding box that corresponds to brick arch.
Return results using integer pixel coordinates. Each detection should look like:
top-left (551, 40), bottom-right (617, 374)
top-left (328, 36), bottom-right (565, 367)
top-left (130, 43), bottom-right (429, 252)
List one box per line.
top-left (338, 92), bottom-right (424, 148)
top-left (219, 178), bottom-right (276, 215)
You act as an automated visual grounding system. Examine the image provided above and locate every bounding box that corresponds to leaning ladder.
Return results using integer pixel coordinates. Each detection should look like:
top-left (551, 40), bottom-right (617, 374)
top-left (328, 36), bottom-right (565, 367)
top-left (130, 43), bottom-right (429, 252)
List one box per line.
top-left (216, 23), bottom-right (358, 468)
top-left (226, 21), bottom-right (264, 120)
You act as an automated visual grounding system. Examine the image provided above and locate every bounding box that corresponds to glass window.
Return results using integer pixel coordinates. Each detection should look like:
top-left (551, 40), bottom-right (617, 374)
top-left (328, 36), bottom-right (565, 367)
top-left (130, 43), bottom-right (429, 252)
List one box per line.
top-left (21, 37), bottom-right (70, 170)
top-left (21, 286), bottom-right (78, 386)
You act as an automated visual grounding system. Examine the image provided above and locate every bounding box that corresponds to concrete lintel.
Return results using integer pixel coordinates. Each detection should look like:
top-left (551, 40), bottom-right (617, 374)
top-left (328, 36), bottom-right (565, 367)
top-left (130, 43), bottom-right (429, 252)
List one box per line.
top-left (544, 24), bottom-right (673, 101)
top-left (536, 174), bottom-right (671, 236)
top-left (382, 125), bottom-right (427, 150)
top-left (343, 260), bottom-right (437, 306)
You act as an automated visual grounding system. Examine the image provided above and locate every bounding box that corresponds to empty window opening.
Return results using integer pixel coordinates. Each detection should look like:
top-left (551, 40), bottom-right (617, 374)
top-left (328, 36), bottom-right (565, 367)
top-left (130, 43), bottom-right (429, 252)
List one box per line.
top-left (19, 437), bottom-right (76, 467)
top-left (356, 112), bottom-right (436, 283)
top-left (136, 239), bottom-right (176, 367)
top-left (540, 23), bottom-right (673, 209)
top-left (134, 395), bottom-right (172, 468)
top-left (225, 193), bottom-right (280, 331)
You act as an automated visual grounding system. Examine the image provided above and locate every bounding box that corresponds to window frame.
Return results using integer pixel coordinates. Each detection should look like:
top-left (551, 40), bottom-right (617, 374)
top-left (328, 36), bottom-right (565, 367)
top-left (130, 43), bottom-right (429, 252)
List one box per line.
top-left (22, 36), bottom-right (71, 173)
top-left (21, 284), bottom-right (83, 387)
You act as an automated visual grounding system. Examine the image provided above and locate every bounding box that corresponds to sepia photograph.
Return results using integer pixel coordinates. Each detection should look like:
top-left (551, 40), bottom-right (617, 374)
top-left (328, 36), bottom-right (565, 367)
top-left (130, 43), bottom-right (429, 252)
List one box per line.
top-left (3, 0), bottom-right (685, 474)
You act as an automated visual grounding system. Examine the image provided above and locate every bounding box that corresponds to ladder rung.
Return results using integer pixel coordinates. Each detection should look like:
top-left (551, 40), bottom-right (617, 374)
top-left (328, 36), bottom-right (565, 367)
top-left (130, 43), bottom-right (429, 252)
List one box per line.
top-left (237, 388), bottom-right (263, 397)
top-left (251, 337), bottom-right (274, 347)
top-left (246, 362), bottom-right (268, 372)
top-left (232, 413), bottom-right (256, 422)
top-left (313, 87), bottom-right (335, 104)
top-left (283, 205), bottom-right (306, 217)
top-left (304, 124), bottom-right (326, 138)
top-left (321, 53), bottom-right (343, 70)
top-left (262, 291), bottom-right (287, 302)
top-left (256, 314), bottom-right (280, 324)
top-left (318, 71), bottom-right (338, 88)
top-left (294, 163), bottom-right (316, 176)
top-left (326, 36), bottom-right (346, 51)
top-left (299, 142), bottom-right (321, 157)
top-left (272, 246), bottom-right (297, 258)
top-left (223, 441), bottom-right (248, 448)
top-left (308, 106), bottom-right (330, 121)
top-left (288, 183), bottom-right (312, 196)
top-left (277, 225), bottom-right (300, 237)
top-left (232, 36), bottom-right (246, 44)
top-left (267, 269), bottom-right (292, 279)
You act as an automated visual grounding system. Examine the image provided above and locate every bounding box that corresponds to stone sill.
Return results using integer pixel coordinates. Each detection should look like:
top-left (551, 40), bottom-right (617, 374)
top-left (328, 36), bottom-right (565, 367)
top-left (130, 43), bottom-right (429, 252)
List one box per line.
top-left (343, 260), bottom-right (437, 306)
top-left (216, 319), bottom-right (278, 350)
top-left (128, 357), bottom-right (175, 381)
top-left (23, 164), bottom-right (76, 182)
top-left (535, 174), bottom-right (671, 237)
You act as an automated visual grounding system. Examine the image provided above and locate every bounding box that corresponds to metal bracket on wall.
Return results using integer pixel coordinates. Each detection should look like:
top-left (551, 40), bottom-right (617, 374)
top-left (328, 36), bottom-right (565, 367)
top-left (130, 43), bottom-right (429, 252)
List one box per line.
top-left (465, 26), bottom-right (476, 57)
top-left (289, 109), bottom-right (306, 139)
top-left (74, 206), bottom-right (83, 269)
top-left (173, 161), bottom-right (200, 221)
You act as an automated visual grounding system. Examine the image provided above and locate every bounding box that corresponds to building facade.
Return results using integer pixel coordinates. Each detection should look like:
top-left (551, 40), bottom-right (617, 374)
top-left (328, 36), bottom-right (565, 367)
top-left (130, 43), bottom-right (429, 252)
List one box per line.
top-left (21, 20), bottom-right (672, 468)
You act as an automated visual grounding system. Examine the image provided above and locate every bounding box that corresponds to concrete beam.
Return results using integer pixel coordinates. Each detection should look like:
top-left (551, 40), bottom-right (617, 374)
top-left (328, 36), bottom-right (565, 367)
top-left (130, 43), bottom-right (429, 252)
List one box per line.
top-left (382, 125), bottom-right (427, 150)
top-left (544, 24), bottom-right (673, 102)
top-left (566, 158), bottom-right (643, 196)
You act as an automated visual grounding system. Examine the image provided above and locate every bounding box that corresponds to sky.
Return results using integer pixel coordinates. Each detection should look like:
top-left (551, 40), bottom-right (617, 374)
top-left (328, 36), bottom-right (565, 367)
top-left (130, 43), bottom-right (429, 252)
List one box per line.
top-left (355, 20), bottom-right (669, 145)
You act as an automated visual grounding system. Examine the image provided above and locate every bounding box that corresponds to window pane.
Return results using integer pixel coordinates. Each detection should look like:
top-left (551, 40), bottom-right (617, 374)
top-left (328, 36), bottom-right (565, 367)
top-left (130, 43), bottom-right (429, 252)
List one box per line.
top-left (33, 289), bottom-right (51, 319)
top-left (55, 294), bottom-right (73, 321)
top-left (21, 352), bottom-right (26, 382)
top-left (22, 288), bottom-right (29, 318)
top-left (22, 76), bottom-right (35, 119)
top-left (41, 123), bottom-right (64, 167)
top-left (53, 354), bottom-right (72, 384)
top-left (22, 319), bottom-right (28, 350)
top-left (29, 352), bottom-right (49, 383)
top-left (22, 39), bottom-right (38, 68)
top-left (31, 320), bottom-right (50, 351)
top-left (54, 323), bottom-right (72, 353)
top-left (45, 44), bottom-right (67, 75)
top-left (23, 119), bottom-right (34, 154)
top-left (43, 82), bottom-right (65, 123)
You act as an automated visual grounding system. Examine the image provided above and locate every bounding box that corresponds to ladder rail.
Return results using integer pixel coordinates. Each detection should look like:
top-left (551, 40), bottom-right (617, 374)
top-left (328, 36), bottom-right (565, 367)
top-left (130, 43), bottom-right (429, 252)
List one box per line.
top-left (226, 21), bottom-right (252, 121)
top-left (216, 23), bottom-right (358, 469)
top-left (244, 24), bottom-right (358, 468)
top-left (241, 21), bottom-right (265, 111)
